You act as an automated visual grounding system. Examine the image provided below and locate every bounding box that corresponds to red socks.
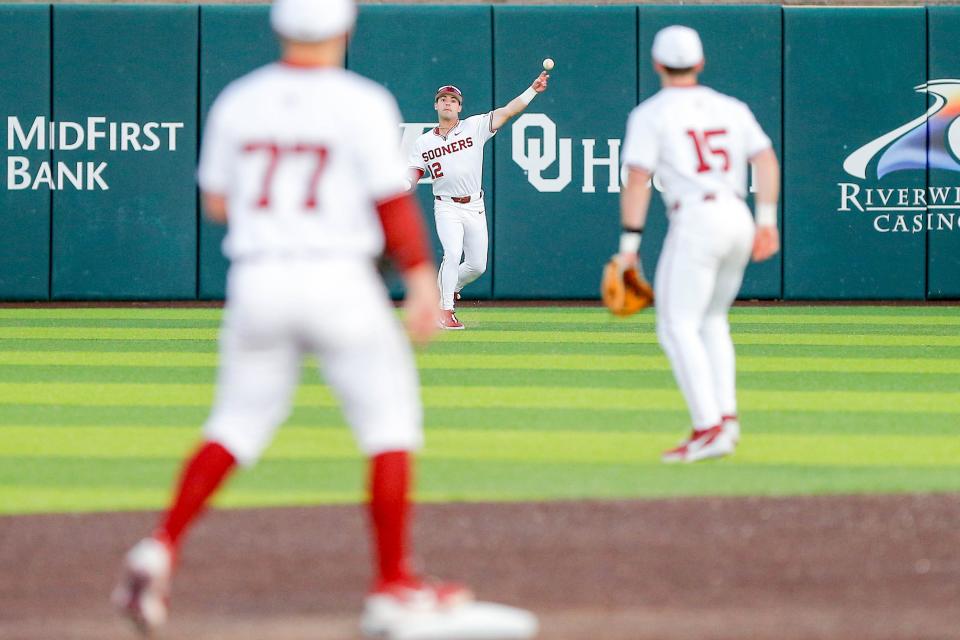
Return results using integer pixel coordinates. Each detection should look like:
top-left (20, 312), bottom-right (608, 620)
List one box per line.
top-left (157, 441), bottom-right (237, 548)
top-left (154, 442), bottom-right (411, 589)
top-left (368, 450), bottom-right (413, 586)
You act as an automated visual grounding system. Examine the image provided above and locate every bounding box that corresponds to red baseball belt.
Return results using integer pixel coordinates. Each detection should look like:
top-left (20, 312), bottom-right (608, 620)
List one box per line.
top-left (435, 190), bottom-right (483, 204)
top-left (670, 193), bottom-right (717, 212)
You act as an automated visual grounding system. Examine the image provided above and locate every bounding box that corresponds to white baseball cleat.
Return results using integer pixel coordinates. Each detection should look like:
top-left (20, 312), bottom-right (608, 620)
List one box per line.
top-left (662, 425), bottom-right (735, 464)
top-left (111, 537), bottom-right (173, 635)
top-left (361, 578), bottom-right (538, 640)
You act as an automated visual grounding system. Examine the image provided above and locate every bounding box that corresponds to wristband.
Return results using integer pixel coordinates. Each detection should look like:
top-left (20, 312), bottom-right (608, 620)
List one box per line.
top-left (619, 230), bottom-right (642, 254)
top-left (518, 87), bottom-right (538, 106)
top-left (756, 203), bottom-right (777, 227)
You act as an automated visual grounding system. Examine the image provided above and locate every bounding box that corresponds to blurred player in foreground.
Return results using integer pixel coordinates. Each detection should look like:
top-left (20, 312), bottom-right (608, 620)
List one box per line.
top-left (617, 25), bottom-right (780, 463)
top-left (111, 1), bottom-right (537, 637)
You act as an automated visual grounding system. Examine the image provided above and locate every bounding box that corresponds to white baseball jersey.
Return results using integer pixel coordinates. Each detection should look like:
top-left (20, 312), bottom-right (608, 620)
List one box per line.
top-left (621, 86), bottom-right (771, 209)
top-left (407, 113), bottom-right (497, 197)
top-left (198, 64), bottom-right (409, 261)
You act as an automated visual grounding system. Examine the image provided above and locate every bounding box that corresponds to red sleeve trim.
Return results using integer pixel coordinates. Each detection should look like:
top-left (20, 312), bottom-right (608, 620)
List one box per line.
top-left (408, 167), bottom-right (426, 181)
top-left (376, 193), bottom-right (432, 273)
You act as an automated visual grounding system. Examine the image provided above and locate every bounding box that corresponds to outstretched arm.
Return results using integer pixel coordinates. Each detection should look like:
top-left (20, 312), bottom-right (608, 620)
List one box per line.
top-left (491, 72), bottom-right (549, 131)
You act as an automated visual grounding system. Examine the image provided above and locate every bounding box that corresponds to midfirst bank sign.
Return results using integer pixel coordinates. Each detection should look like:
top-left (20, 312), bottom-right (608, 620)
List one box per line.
top-left (5, 116), bottom-right (185, 190)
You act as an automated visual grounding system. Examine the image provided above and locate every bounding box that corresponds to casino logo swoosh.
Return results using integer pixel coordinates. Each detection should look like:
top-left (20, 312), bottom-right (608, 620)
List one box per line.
top-left (843, 79), bottom-right (960, 180)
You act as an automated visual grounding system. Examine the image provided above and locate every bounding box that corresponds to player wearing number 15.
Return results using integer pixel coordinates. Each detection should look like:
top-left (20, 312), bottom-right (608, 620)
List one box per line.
top-left (617, 25), bottom-right (780, 463)
top-left (407, 73), bottom-right (549, 330)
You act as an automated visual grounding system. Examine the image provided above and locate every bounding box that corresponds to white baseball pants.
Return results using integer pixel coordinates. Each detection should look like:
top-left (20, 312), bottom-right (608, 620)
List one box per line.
top-left (654, 197), bottom-right (755, 430)
top-left (434, 199), bottom-right (488, 310)
top-left (203, 257), bottom-right (423, 466)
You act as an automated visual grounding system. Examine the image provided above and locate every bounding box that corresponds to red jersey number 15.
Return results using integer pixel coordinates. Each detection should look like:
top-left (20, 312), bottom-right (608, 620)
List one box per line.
top-left (686, 129), bottom-right (730, 174)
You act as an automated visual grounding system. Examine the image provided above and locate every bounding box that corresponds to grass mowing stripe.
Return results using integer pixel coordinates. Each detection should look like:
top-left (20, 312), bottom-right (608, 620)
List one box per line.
top-left (0, 318), bottom-right (222, 329)
top-left (0, 487), bottom-right (363, 514)
top-left (0, 352), bottom-right (220, 366)
top-left (5, 340), bottom-right (960, 359)
top-left (0, 309), bottom-right (224, 320)
top-left (7, 406), bottom-right (960, 436)
top-left (3, 407), bottom-right (959, 437)
top-left (454, 323), bottom-right (960, 337)
top-left (2, 327), bottom-right (959, 347)
top-left (0, 306), bottom-right (954, 321)
top-left (0, 328), bottom-right (220, 340)
top-left (2, 366), bottom-right (957, 393)
top-left (457, 312), bottom-right (960, 325)
top-left (6, 461), bottom-right (960, 515)
top-left (0, 339), bottom-right (218, 353)
top-left (3, 426), bottom-right (957, 467)
top-left (6, 315), bottom-right (960, 329)
top-left (7, 382), bottom-right (960, 412)
top-left (8, 352), bottom-right (960, 374)
top-left (452, 332), bottom-right (960, 347)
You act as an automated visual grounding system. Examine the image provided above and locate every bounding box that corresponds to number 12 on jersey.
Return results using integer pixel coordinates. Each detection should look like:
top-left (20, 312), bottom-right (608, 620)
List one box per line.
top-left (686, 129), bottom-right (730, 173)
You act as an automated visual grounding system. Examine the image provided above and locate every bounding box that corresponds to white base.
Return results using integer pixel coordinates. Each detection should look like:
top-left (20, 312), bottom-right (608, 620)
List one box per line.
top-left (376, 601), bottom-right (538, 640)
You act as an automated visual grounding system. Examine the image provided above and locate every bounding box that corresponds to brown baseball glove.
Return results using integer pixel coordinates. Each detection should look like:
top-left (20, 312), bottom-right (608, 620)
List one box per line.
top-left (601, 257), bottom-right (654, 317)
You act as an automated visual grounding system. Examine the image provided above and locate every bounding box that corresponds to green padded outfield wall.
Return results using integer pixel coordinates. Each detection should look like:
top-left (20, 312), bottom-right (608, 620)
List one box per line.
top-left (784, 8), bottom-right (927, 299)
top-left (349, 5), bottom-right (494, 299)
top-left (926, 7), bottom-right (960, 299)
top-left (51, 5), bottom-right (198, 299)
top-left (638, 5), bottom-right (783, 299)
top-left (1, 5), bottom-right (957, 301)
top-left (493, 6), bottom-right (635, 298)
top-left (198, 5), bottom-right (275, 299)
top-left (0, 5), bottom-right (50, 299)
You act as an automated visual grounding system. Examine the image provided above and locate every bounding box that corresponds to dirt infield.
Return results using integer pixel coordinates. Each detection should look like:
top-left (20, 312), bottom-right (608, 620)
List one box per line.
top-left (2, 494), bottom-right (959, 640)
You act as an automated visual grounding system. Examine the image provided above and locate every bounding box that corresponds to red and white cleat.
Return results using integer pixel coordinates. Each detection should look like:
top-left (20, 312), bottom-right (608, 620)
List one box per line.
top-left (662, 424), bottom-right (734, 464)
top-left (438, 309), bottom-right (465, 330)
top-left (361, 576), bottom-right (538, 640)
top-left (361, 577), bottom-right (473, 637)
top-left (111, 537), bottom-right (174, 634)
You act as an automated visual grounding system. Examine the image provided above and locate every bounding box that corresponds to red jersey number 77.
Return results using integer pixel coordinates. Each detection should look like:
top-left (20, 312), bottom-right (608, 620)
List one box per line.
top-left (686, 129), bottom-right (730, 174)
top-left (242, 142), bottom-right (330, 210)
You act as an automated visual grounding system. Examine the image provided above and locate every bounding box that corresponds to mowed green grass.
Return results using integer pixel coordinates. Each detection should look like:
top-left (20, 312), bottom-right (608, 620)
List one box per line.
top-left (1, 305), bottom-right (959, 515)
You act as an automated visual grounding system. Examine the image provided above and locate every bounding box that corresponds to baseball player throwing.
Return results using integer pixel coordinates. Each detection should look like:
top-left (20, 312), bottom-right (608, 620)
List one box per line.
top-left (618, 26), bottom-right (780, 463)
top-left (407, 73), bottom-right (549, 329)
top-left (111, 1), bottom-right (536, 638)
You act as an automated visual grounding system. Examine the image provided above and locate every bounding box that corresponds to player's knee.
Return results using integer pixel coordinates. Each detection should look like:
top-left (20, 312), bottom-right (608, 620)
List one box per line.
top-left (700, 315), bottom-right (729, 335)
top-left (357, 420), bottom-right (423, 456)
top-left (200, 427), bottom-right (261, 467)
top-left (463, 257), bottom-right (487, 277)
top-left (657, 318), bottom-right (698, 346)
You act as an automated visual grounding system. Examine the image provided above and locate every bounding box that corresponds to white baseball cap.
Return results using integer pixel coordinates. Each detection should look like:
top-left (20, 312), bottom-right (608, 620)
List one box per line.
top-left (651, 25), bottom-right (704, 68)
top-left (271, 0), bottom-right (356, 43)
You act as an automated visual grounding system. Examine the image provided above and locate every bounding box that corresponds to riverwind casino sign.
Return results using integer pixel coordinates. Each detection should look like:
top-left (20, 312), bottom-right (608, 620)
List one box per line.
top-left (838, 79), bottom-right (960, 233)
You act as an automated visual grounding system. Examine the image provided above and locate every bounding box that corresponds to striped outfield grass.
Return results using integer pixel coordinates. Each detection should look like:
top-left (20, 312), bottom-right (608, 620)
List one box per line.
top-left (1, 305), bottom-right (959, 515)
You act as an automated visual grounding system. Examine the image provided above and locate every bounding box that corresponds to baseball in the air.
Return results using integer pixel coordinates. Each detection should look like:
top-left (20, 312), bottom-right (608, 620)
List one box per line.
top-left (542, 58), bottom-right (555, 71)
